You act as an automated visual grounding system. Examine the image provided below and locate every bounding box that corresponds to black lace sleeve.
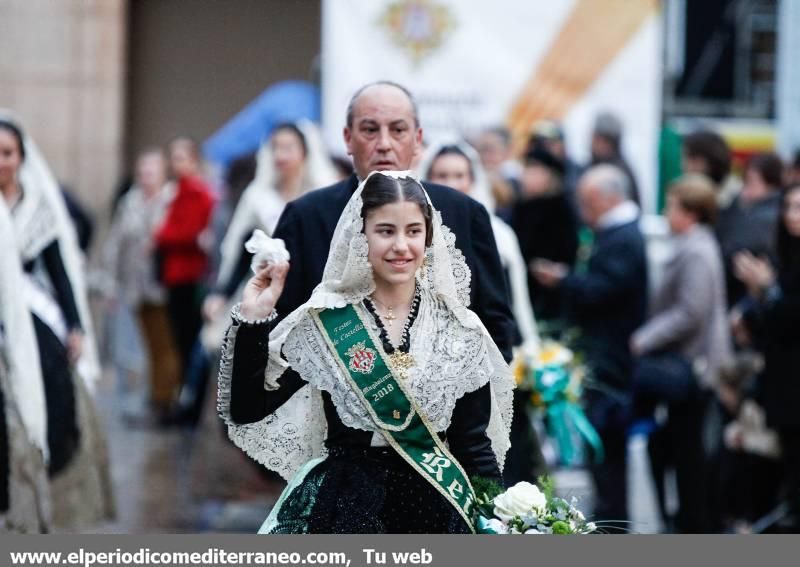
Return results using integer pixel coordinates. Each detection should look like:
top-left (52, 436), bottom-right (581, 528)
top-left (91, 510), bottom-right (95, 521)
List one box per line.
top-left (446, 383), bottom-right (502, 484)
top-left (40, 240), bottom-right (82, 331)
top-left (229, 322), bottom-right (307, 424)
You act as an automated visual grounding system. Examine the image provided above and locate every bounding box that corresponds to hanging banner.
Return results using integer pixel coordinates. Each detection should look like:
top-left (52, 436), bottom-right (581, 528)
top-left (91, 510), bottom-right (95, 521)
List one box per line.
top-left (322, 0), bottom-right (662, 212)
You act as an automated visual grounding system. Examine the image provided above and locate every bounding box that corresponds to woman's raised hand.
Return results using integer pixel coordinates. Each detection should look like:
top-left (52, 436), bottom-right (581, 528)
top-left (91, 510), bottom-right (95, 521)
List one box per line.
top-left (240, 261), bottom-right (290, 321)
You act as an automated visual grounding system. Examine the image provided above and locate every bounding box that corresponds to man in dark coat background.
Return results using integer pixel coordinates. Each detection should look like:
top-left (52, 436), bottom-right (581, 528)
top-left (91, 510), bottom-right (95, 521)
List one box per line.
top-left (271, 81), bottom-right (517, 362)
top-left (533, 163), bottom-right (648, 522)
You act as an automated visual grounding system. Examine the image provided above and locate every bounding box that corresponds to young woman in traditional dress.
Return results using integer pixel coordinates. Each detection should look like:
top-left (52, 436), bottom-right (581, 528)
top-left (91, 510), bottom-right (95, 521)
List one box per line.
top-left (218, 171), bottom-right (513, 533)
top-left (0, 114), bottom-right (113, 531)
top-left (0, 199), bottom-right (51, 532)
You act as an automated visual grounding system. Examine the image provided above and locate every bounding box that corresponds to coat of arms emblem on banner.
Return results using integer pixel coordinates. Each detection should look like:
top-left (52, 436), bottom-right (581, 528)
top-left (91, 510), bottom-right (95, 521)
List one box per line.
top-left (346, 342), bottom-right (377, 374)
top-left (378, 0), bottom-right (456, 66)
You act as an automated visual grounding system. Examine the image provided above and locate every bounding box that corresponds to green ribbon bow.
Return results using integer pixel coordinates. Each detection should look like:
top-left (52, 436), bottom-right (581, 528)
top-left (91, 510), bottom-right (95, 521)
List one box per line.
top-left (533, 365), bottom-right (604, 466)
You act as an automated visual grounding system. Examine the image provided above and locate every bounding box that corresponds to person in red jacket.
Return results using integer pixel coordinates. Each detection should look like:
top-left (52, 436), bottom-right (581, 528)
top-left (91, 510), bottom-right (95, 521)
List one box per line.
top-left (155, 137), bottom-right (215, 389)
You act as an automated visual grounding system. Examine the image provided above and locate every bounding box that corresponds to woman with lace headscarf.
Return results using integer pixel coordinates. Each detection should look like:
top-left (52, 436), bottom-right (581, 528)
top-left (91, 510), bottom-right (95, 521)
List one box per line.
top-left (218, 171), bottom-right (514, 533)
top-left (0, 198), bottom-right (51, 532)
top-left (0, 114), bottom-right (113, 531)
top-left (203, 121), bottom-right (338, 325)
top-left (418, 141), bottom-right (540, 351)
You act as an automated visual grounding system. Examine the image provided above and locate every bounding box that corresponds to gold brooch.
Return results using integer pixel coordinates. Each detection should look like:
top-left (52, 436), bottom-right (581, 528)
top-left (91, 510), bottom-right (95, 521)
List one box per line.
top-left (388, 351), bottom-right (415, 380)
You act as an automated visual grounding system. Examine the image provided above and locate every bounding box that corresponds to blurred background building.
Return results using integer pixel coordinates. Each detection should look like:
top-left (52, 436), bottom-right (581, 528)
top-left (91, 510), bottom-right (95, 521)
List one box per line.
top-left (1, 0), bottom-right (794, 225)
top-left (1, 0), bottom-right (320, 216)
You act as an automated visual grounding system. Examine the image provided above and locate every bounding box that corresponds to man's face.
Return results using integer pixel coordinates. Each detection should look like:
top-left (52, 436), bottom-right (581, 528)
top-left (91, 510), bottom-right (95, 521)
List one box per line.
top-left (577, 181), bottom-right (605, 229)
top-left (343, 85), bottom-right (422, 179)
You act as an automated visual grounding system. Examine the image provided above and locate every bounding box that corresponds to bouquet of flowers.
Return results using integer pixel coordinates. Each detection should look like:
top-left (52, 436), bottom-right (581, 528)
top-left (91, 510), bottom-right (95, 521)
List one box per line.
top-left (513, 340), bottom-right (603, 466)
top-left (474, 477), bottom-right (596, 535)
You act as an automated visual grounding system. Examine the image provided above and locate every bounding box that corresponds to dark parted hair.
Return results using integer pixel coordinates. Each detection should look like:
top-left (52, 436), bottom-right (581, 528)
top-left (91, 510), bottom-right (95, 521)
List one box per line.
top-left (271, 122), bottom-right (307, 157)
top-left (682, 130), bottom-right (731, 186)
top-left (668, 174), bottom-right (718, 225)
top-left (361, 174), bottom-right (433, 247)
top-left (747, 152), bottom-right (784, 190)
top-left (427, 145), bottom-right (474, 181)
top-left (777, 184), bottom-right (800, 292)
top-left (0, 119), bottom-right (26, 161)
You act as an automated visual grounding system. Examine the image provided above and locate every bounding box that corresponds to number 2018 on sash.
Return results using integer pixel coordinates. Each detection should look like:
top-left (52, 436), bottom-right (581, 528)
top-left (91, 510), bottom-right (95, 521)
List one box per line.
top-left (372, 383), bottom-right (395, 402)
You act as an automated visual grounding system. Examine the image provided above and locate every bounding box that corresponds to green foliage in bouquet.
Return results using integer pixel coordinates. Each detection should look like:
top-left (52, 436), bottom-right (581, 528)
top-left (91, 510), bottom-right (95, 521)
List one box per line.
top-left (471, 476), bottom-right (505, 523)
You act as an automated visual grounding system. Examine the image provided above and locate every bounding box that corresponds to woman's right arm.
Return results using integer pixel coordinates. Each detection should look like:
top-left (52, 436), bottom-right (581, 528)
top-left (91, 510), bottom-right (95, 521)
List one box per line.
top-left (228, 320), bottom-right (306, 424)
top-left (228, 259), bottom-right (297, 424)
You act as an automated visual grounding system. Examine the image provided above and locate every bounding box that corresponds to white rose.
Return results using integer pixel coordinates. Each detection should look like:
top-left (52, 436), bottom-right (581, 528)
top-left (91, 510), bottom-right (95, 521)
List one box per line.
top-left (493, 482), bottom-right (548, 521)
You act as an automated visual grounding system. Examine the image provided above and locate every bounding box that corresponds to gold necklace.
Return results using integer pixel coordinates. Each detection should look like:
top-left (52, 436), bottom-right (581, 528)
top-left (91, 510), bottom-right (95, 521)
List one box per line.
top-left (368, 293), bottom-right (417, 379)
top-left (369, 296), bottom-right (408, 328)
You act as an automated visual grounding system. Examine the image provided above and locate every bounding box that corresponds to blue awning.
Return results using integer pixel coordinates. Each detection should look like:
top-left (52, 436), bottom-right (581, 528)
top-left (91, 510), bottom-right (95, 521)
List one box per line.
top-left (203, 80), bottom-right (320, 168)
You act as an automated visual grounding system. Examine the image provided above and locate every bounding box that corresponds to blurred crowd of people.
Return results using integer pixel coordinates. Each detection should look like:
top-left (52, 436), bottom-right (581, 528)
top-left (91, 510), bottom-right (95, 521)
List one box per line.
top-left (473, 120), bottom-right (800, 534)
top-left (3, 88), bottom-right (800, 533)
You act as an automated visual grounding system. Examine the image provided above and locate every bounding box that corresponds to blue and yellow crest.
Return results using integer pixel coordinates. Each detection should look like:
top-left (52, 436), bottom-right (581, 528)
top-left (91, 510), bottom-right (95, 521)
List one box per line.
top-left (378, 0), bottom-right (456, 65)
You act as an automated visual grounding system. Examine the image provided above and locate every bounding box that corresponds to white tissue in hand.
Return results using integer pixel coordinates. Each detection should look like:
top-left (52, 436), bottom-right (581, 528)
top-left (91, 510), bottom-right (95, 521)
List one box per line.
top-left (244, 229), bottom-right (290, 274)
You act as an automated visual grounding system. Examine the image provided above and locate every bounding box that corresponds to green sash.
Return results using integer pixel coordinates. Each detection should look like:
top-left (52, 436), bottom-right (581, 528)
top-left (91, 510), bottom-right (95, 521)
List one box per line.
top-left (313, 304), bottom-right (477, 532)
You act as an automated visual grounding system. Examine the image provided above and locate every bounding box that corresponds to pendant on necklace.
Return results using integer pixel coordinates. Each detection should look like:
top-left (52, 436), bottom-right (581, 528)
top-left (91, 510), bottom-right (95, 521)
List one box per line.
top-left (383, 306), bottom-right (397, 327)
top-left (388, 351), bottom-right (415, 380)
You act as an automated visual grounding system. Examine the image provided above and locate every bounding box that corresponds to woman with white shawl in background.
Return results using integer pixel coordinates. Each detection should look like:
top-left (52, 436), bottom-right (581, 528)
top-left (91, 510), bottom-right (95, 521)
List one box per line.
top-left (0, 199), bottom-right (51, 532)
top-left (418, 140), bottom-right (540, 351)
top-left (203, 121), bottom-right (338, 333)
top-left (0, 113), bottom-right (113, 531)
top-left (192, 121), bottom-right (339, 497)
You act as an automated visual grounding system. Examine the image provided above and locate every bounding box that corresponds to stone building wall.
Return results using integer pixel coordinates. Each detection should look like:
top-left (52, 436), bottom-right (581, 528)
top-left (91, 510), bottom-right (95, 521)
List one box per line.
top-left (0, 0), bottom-right (128, 220)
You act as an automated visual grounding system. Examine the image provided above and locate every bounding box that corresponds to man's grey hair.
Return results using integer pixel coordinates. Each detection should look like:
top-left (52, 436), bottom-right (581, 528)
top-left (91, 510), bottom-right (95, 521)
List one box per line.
top-left (345, 81), bottom-right (420, 129)
top-left (581, 163), bottom-right (631, 200)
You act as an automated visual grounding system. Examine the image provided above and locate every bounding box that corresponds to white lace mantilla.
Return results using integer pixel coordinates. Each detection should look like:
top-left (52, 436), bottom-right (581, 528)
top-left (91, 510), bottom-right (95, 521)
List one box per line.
top-left (217, 324), bottom-right (328, 481)
top-left (217, 291), bottom-right (513, 480)
top-left (217, 171), bottom-right (513, 481)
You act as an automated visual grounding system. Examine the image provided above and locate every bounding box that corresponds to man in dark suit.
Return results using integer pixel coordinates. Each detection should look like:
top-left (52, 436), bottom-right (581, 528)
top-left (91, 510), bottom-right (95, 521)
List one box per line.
top-left (271, 81), bottom-right (516, 361)
top-left (533, 164), bottom-right (648, 522)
